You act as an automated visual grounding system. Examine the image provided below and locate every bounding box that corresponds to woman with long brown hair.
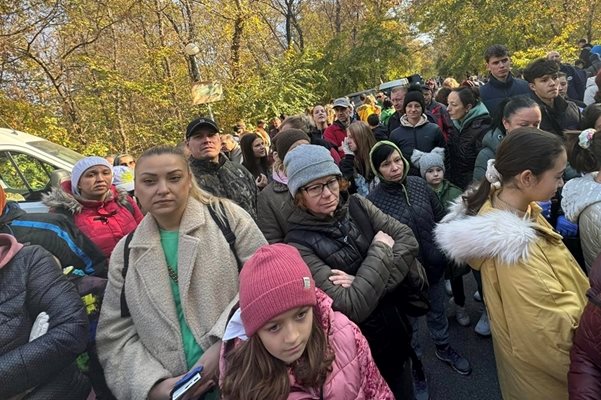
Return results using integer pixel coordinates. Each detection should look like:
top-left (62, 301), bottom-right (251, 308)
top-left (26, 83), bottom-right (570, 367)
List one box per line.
top-left (220, 243), bottom-right (393, 399)
top-left (340, 121), bottom-right (378, 195)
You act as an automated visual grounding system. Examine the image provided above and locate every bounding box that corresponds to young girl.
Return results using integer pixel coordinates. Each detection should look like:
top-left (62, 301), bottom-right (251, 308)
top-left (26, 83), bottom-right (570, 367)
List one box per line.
top-left (412, 147), bottom-right (471, 327)
top-left (435, 128), bottom-right (589, 400)
top-left (220, 243), bottom-right (394, 400)
top-left (340, 121), bottom-right (378, 195)
top-left (562, 128), bottom-right (601, 273)
top-left (240, 133), bottom-right (271, 190)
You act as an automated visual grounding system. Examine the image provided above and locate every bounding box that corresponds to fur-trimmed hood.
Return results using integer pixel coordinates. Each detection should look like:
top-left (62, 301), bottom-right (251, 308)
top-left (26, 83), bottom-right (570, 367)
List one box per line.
top-left (561, 172), bottom-right (601, 222)
top-left (435, 196), bottom-right (562, 267)
top-left (42, 181), bottom-right (131, 215)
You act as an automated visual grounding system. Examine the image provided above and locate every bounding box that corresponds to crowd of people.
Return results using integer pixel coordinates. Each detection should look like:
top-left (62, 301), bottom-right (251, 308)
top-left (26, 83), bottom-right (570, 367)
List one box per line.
top-left (1, 41), bottom-right (601, 400)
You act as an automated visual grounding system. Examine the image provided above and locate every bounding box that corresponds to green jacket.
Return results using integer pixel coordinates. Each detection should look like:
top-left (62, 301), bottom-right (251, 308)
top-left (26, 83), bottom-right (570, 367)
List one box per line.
top-left (435, 179), bottom-right (463, 210)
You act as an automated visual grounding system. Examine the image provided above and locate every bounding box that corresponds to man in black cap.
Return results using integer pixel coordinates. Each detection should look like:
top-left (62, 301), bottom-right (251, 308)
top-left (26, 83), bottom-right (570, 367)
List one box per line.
top-left (186, 117), bottom-right (258, 220)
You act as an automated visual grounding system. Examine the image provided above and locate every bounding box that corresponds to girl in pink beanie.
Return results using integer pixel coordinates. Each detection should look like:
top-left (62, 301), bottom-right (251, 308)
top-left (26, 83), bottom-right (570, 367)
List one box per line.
top-left (220, 243), bottom-right (393, 400)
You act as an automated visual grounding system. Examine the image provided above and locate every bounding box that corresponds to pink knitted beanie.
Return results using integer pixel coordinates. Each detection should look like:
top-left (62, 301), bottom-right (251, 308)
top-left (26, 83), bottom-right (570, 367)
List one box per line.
top-left (239, 243), bottom-right (317, 336)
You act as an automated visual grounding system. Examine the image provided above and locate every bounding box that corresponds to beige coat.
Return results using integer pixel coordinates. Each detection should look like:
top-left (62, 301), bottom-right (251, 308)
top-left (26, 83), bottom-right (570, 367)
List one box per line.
top-left (97, 197), bottom-right (266, 399)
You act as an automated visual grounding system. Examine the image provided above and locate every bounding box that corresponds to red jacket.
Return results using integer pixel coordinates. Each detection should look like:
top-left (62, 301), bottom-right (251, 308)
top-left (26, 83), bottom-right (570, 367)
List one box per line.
top-left (221, 289), bottom-right (393, 399)
top-left (324, 121), bottom-right (347, 160)
top-left (43, 182), bottom-right (143, 258)
top-left (569, 253), bottom-right (601, 399)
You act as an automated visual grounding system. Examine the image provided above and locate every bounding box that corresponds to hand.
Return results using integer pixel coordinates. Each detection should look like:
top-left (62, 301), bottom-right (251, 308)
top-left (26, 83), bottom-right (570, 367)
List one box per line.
top-left (556, 216), bottom-right (578, 237)
top-left (255, 174), bottom-right (268, 189)
top-left (329, 269), bottom-right (355, 287)
top-left (342, 137), bottom-right (354, 155)
top-left (148, 376), bottom-right (182, 400)
top-left (373, 230), bottom-right (394, 248)
top-left (192, 341), bottom-right (221, 389)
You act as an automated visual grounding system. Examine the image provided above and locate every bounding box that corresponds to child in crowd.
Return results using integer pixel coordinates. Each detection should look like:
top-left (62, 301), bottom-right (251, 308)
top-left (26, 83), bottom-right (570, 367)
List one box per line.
top-left (412, 147), bottom-right (473, 328)
top-left (220, 243), bottom-right (394, 400)
top-left (435, 128), bottom-right (589, 400)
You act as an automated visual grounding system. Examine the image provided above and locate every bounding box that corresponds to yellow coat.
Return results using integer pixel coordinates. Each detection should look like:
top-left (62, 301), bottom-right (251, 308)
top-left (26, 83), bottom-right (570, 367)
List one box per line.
top-left (435, 199), bottom-right (589, 400)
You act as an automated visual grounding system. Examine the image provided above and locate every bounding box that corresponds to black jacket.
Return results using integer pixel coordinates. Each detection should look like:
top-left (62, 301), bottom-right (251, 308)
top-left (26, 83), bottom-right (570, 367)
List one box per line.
top-left (0, 202), bottom-right (108, 276)
top-left (367, 176), bottom-right (447, 283)
top-left (389, 116), bottom-right (448, 176)
top-left (0, 237), bottom-right (90, 399)
top-left (532, 94), bottom-right (581, 137)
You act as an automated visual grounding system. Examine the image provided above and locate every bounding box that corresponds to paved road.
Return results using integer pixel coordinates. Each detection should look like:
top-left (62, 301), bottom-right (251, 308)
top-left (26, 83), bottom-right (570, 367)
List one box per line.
top-left (417, 274), bottom-right (502, 400)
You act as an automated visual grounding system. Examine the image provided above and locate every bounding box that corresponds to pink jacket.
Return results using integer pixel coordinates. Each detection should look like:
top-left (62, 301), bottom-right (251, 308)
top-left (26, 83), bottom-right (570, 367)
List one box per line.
top-left (220, 289), bottom-right (393, 400)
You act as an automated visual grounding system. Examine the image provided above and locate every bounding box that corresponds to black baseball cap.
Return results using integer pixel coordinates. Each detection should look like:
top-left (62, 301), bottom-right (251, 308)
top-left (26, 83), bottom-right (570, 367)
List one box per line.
top-left (186, 117), bottom-right (220, 139)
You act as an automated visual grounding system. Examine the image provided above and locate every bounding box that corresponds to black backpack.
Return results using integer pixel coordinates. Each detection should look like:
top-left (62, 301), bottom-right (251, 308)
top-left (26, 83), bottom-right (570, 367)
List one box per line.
top-left (120, 201), bottom-right (242, 318)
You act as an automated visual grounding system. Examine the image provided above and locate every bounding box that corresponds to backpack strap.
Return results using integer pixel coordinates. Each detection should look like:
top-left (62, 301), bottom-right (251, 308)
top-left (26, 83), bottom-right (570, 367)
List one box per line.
top-left (120, 231), bottom-right (135, 318)
top-left (207, 201), bottom-right (243, 272)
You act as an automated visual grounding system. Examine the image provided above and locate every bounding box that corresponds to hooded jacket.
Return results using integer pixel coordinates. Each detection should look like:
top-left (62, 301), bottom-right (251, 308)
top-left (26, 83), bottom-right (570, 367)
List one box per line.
top-left (388, 115), bottom-right (447, 177)
top-left (448, 102), bottom-right (492, 189)
top-left (583, 76), bottom-right (598, 106)
top-left (0, 234), bottom-right (90, 399)
top-left (435, 196), bottom-right (589, 400)
top-left (0, 201), bottom-right (107, 276)
top-left (220, 289), bottom-right (394, 400)
top-left (569, 253), bottom-right (601, 400)
top-left (480, 73), bottom-right (531, 120)
top-left (473, 127), bottom-right (505, 183)
top-left (42, 181), bottom-right (142, 258)
top-left (561, 172), bottom-right (601, 272)
top-left (189, 153), bottom-right (258, 220)
top-left (367, 141), bottom-right (447, 283)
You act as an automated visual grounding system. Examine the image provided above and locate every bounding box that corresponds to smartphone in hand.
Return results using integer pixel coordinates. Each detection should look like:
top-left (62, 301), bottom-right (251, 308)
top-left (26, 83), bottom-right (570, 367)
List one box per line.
top-left (170, 366), bottom-right (203, 400)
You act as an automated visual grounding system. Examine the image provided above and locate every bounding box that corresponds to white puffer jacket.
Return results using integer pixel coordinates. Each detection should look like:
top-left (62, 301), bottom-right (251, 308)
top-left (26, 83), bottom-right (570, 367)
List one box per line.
top-left (562, 172), bottom-right (601, 272)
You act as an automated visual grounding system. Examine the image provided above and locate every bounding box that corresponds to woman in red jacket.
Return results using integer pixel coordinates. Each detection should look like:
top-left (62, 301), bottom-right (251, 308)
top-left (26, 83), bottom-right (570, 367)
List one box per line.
top-left (43, 156), bottom-right (143, 258)
top-left (569, 252), bottom-right (601, 399)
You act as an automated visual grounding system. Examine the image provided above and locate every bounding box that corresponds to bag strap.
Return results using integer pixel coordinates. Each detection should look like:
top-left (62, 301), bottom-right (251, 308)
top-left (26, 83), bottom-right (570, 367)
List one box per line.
top-left (207, 201), bottom-right (243, 272)
top-left (120, 231), bottom-right (135, 318)
top-left (347, 195), bottom-right (375, 241)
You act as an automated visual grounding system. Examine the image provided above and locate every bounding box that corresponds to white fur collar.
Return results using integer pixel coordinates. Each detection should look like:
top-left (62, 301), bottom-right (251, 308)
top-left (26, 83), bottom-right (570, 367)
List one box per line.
top-left (435, 199), bottom-right (540, 265)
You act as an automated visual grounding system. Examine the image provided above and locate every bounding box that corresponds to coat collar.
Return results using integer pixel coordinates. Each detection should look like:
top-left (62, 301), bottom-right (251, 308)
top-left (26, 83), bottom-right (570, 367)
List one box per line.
top-left (435, 195), bottom-right (561, 266)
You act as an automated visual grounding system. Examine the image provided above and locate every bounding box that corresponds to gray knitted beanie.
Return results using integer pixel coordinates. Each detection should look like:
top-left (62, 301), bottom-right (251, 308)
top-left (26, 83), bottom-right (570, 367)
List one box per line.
top-left (284, 144), bottom-right (341, 196)
top-left (411, 147), bottom-right (446, 178)
top-left (71, 156), bottom-right (113, 196)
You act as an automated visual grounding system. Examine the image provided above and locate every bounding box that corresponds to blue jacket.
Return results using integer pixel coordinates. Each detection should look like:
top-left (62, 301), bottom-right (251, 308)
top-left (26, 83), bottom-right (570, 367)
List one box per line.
top-left (480, 73), bottom-right (530, 119)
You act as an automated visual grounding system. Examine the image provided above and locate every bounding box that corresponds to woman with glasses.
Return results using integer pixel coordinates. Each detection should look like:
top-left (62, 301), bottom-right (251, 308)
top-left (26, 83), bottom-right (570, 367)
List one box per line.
top-left (283, 144), bottom-right (424, 399)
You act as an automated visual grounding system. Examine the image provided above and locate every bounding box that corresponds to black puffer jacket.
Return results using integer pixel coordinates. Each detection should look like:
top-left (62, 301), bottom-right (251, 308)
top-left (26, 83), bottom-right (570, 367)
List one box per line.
top-left (0, 235), bottom-right (90, 399)
top-left (367, 141), bottom-right (447, 283)
top-left (532, 93), bottom-right (581, 137)
top-left (389, 114), bottom-right (448, 176)
top-left (285, 194), bottom-right (422, 382)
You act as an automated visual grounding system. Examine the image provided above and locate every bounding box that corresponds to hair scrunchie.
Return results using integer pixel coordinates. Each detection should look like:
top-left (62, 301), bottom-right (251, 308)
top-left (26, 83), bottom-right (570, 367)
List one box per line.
top-left (485, 159), bottom-right (502, 189)
top-left (578, 128), bottom-right (596, 149)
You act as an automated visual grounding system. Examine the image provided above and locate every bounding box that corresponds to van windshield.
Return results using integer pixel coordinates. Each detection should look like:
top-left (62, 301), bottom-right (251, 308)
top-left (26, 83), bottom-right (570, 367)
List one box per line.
top-left (28, 140), bottom-right (84, 166)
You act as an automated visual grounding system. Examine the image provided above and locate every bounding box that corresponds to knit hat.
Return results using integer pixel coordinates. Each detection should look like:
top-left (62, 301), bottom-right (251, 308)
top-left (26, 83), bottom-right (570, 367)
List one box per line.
top-left (112, 166), bottom-right (135, 192)
top-left (275, 129), bottom-right (311, 162)
top-left (284, 144), bottom-right (341, 196)
top-left (71, 156), bottom-right (113, 196)
top-left (239, 243), bottom-right (317, 336)
top-left (403, 89), bottom-right (426, 113)
top-left (411, 147), bottom-right (446, 178)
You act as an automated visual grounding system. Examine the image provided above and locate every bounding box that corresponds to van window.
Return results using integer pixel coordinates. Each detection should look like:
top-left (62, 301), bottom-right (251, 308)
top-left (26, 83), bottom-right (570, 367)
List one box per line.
top-left (28, 140), bottom-right (83, 165)
top-left (0, 151), bottom-right (57, 201)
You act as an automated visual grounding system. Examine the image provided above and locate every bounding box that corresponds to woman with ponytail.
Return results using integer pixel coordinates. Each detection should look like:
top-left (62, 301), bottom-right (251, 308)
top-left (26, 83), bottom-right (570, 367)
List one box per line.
top-left (435, 128), bottom-right (589, 400)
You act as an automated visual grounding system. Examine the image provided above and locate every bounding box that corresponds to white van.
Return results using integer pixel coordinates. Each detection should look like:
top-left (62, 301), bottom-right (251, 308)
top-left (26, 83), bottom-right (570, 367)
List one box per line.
top-left (0, 128), bottom-right (83, 212)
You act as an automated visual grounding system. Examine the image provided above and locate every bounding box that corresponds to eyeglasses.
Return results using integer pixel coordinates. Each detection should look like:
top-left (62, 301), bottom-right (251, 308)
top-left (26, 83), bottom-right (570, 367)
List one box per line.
top-left (302, 177), bottom-right (339, 198)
